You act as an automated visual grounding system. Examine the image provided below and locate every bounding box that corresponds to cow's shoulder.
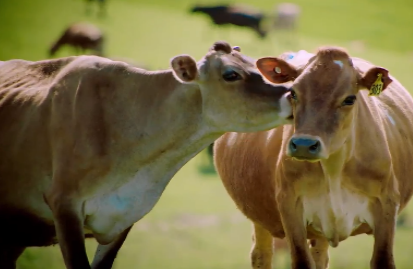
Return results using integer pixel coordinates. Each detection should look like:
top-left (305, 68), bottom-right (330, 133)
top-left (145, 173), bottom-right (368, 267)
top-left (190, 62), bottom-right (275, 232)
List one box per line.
top-left (56, 56), bottom-right (134, 87)
top-left (47, 56), bottom-right (131, 82)
top-left (0, 57), bottom-right (79, 82)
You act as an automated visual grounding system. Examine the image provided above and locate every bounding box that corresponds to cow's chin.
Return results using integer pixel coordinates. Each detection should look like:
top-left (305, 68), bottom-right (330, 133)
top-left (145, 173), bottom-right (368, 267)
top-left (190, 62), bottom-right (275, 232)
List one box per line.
top-left (291, 156), bottom-right (321, 163)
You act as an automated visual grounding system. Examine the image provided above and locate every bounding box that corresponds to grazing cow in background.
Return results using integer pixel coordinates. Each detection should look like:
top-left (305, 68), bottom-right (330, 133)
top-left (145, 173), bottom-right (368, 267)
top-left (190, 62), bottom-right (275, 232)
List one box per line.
top-left (190, 4), bottom-right (268, 38)
top-left (214, 47), bottom-right (413, 269)
top-left (49, 22), bottom-right (104, 57)
top-left (0, 41), bottom-right (292, 269)
top-left (274, 3), bottom-right (301, 30)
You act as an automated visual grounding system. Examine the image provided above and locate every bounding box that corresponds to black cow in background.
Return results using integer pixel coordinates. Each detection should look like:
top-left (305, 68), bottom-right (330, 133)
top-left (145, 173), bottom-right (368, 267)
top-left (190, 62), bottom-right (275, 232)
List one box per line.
top-left (190, 4), bottom-right (267, 38)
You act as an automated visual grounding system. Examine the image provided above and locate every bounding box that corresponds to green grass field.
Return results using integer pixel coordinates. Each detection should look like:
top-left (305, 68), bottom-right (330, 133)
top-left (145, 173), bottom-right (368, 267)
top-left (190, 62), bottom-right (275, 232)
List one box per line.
top-left (2, 0), bottom-right (413, 268)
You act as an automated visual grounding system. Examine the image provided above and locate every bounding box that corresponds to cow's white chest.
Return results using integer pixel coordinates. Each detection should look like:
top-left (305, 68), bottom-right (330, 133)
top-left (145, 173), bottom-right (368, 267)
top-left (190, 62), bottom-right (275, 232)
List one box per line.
top-left (84, 168), bottom-right (169, 244)
top-left (302, 185), bottom-right (373, 247)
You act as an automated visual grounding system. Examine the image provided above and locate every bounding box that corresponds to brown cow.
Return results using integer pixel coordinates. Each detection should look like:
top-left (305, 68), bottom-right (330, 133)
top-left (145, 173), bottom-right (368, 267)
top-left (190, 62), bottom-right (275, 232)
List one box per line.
top-left (49, 22), bottom-right (104, 57)
top-left (0, 41), bottom-right (292, 269)
top-left (214, 47), bottom-right (413, 269)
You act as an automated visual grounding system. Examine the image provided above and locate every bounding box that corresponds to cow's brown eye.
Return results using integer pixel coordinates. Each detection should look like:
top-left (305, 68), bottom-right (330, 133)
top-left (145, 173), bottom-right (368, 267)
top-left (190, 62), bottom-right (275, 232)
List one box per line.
top-left (222, 71), bottom-right (241, 82)
top-left (342, 95), bottom-right (356, 106)
top-left (290, 90), bottom-right (297, 100)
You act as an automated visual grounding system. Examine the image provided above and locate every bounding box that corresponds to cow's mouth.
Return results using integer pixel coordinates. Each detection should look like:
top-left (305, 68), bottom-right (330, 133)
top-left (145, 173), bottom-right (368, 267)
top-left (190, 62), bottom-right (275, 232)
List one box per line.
top-left (291, 156), bottom-right (320, 163)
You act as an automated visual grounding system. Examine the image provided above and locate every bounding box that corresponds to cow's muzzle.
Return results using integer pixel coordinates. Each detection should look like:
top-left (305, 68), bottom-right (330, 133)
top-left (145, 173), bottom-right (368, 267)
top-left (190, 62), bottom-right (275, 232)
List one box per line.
top-left (288, 136), bottom-right (322, 161)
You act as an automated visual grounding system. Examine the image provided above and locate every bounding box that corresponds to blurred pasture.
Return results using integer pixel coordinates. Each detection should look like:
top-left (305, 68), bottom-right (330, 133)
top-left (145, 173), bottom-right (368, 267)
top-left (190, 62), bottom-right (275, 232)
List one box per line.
top-left (1, 0), bottom-right (413, 268)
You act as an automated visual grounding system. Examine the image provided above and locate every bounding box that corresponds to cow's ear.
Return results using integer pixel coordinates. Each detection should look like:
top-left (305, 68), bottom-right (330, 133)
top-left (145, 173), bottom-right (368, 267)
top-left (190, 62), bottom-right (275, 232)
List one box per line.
top-left (171, 55), bottom-right (199, 82)
top-left (359, 67), bottom-right (393, 96)
top-left (256, 57), bottom-right (298, 83)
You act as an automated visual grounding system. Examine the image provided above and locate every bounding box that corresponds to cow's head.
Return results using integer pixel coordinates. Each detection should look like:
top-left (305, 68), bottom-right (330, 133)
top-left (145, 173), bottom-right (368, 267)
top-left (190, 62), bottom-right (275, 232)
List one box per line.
top-left (257, 47), bottom-right (393, 161)
top-left (170, 41), bottom-right (292, 132)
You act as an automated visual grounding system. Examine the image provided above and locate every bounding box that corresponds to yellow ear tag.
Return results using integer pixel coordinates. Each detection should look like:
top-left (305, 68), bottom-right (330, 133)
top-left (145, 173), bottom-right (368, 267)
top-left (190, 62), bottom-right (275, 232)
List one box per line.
top-left (369, 73), bottom-right (383, 96)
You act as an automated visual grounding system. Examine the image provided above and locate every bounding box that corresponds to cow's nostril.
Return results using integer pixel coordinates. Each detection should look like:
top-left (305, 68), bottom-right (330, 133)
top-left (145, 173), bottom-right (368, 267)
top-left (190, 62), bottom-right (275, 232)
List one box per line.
top-left (309, 141), bottom-right (320, 153)
top-left (291, 141), bottom-right (297, 150)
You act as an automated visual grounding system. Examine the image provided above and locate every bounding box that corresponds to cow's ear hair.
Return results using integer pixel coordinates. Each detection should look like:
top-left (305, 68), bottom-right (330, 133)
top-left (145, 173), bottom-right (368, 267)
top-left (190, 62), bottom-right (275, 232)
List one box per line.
top-left (256, 57), bottom-right (298, 83)
top-left (171, 55), bottom-right (199, 82)
top-left (359, 67), bottom-right (392, 94)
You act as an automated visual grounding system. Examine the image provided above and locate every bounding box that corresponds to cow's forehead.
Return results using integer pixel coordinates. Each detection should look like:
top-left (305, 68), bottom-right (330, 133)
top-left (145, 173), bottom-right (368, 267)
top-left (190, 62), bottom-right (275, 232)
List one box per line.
top-left (222, 54), bottom-right (256, 69)
top-left (294, 49), bottom-right (356, 95)
top-left (202, 51), bottom-right (255, 72)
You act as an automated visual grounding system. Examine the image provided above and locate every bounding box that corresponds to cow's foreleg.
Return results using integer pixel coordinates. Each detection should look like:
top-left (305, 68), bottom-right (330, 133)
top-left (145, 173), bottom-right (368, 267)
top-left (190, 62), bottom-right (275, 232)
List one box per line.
top-left (309, 239), bottom-right (329, 269)
top-left (277, 191), bottom-right (315, 269)
top-left (46, 191), bottom-right (90, 269)
top-left (0, 246), bottom-right (25, 269)
top-left (250, 222), bottom-right (273, 269)
top-left (370, 193), bottom-right (399, 269)
top-left (91, 225), bottom-right (133, 269)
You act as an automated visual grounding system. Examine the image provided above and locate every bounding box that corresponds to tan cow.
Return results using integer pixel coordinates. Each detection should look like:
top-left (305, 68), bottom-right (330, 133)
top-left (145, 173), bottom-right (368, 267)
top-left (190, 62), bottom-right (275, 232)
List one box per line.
top-left (214, 47), bottom-right (413, 269)
top-left (0, 41), bottom-right (293, 269)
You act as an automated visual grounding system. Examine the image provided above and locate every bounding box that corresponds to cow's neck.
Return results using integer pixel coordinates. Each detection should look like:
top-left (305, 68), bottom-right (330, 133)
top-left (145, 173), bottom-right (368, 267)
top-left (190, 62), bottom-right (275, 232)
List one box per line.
top-left (84, 69), bottom-right (225, 242)
top-left (319, 108), bottom-right (358, 182)
top-left (130, 68), bottom-right (223, 159)
top-left (303, 107), bottom-right (374, 245)
top-left (109, 68), bottom-right (223, 183)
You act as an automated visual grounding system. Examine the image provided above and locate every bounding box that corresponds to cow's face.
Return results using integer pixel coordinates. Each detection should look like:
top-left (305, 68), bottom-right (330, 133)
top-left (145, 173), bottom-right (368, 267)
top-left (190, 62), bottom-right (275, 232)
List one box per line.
top-left (257, 47), bottom-right (392, 161)
top-left (170, 41), bottom-right (292, 133)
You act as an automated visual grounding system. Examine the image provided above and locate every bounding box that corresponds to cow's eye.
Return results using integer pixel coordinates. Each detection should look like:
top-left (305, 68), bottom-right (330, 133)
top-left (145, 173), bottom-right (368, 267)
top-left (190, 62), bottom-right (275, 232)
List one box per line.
top-left (342, 95), bottom-right (357, 106)
top-left (290, 90), bottom-right (297, 100)
top-left (222, 71), bottom-right (241, 82)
